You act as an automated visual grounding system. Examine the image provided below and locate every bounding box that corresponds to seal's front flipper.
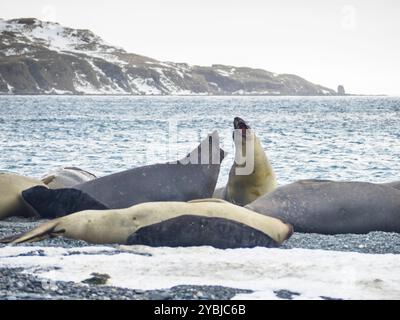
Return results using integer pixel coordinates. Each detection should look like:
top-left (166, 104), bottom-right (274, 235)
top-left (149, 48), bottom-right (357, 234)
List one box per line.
top-left (22, 186), bottom-right (108, 219)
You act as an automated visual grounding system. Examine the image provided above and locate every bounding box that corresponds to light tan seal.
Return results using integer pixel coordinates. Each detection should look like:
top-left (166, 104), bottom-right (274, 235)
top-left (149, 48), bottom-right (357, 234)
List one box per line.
top-left (0, 172), bottom-right (46, 220)
top-left (1, 199), bottom-right (293, 249)
top-left (214, 117), bottom-right (277, 206)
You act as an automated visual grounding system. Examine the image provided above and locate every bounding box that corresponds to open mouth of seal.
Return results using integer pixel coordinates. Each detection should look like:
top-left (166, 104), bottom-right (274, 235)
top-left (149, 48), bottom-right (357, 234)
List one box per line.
top-left (234, 117), bottom-right (251, 136)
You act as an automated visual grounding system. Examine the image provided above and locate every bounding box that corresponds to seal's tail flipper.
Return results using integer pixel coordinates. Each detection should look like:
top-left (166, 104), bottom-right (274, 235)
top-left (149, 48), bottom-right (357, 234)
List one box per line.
top-left (0, 220), bottom-right (63, 244)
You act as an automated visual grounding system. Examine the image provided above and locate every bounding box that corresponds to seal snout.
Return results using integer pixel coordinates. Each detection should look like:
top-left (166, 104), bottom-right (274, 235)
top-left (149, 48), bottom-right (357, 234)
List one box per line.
top-left (286, 223), bottom-right (294, 239)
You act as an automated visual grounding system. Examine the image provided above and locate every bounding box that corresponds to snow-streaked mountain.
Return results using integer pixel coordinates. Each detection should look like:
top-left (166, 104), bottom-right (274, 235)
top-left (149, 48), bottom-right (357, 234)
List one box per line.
top-left (0, 18), bottom-right (336, 95)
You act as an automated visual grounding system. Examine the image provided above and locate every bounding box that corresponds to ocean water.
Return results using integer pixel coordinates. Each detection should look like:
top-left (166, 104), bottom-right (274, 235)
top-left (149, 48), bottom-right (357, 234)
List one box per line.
top-left (0, 95), bottom-right (399, 187)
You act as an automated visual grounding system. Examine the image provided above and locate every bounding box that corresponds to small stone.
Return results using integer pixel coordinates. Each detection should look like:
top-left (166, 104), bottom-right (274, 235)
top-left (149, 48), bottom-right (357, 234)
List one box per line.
top-left (134, 289), bottom-right (145, 294)
top-left (82, 273), bottom-right (110, 285)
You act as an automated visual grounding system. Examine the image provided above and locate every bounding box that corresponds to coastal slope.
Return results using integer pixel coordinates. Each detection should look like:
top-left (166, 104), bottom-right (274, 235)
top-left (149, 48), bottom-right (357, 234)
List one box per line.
top-left (0, 18), bottom-right (336, 95)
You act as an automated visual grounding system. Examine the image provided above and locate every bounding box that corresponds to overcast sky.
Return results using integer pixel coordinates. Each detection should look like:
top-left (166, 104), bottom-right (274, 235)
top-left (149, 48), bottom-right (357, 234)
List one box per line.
top-left (1, 0), bottom-right (399, 95)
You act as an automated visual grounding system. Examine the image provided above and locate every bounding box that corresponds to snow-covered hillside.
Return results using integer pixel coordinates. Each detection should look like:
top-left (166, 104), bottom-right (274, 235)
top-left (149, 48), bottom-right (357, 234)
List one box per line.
top-left (0, 18), bottom-right (336, 95)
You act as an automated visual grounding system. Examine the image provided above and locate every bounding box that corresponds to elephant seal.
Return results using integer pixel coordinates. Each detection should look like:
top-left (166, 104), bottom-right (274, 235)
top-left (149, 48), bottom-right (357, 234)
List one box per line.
top-left (22, 131), bottom-right (226, 218)
top-left (214, 117), bottom-right (277, 206)
top-left (246, 179), bottom-right (400, 234)
top-left (0, 172), bottom-right (46, 220)
top-left (0, 199), bottom-right (293, 249)
top-left (41, 167), bottom-right (97, 189)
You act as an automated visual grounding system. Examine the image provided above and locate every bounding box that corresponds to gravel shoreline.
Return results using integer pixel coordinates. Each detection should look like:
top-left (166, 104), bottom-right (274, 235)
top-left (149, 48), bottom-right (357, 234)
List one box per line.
top-left (1, 217), bottom-right (400, 300)
top-left (0, 267), bottom-right (251, 300)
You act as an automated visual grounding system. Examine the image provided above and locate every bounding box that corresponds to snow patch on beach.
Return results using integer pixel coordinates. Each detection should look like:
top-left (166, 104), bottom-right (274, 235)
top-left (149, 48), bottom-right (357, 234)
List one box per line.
top-left (1, 245), bottom-right (400, 300)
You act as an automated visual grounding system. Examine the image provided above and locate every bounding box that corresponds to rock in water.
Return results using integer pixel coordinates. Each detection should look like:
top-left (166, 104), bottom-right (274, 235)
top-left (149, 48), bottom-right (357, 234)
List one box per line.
top-left (337, 85), bottom-right (346, 95)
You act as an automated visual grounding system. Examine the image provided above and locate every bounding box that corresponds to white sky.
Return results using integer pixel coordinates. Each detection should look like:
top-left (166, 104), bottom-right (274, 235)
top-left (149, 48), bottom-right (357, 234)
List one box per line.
top-left (1, 0), bottom-right (399, 95)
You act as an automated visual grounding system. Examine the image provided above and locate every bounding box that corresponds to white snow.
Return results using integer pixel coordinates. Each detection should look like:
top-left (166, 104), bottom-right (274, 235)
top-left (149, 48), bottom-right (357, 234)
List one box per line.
top-left (72, 71), bottom-right (127, 95)
top-left (233, 89), bottom-right (281, 95)
top-left (128, 76), bottom-right (162, 95)
top-left (215, 69), bottom-right (231, 77)
top-left (321, 89), bottom-right (332, 95)
top-left (1, 47), bottom-right (29, 56)
top-left (5, 83), bottom-right (14, 94)
top-left (45, 88), bottom-right (73, 94)
top-left (0, 18), bottom-right (128, 66)
top-left (1, 245), bottom-right (400, 300)
top-left (215, 67), bottom-right (236, 77)
top-left (0, 73), bottom-right (15, 94)
top-left (1, 48), bottom-right (17, 56)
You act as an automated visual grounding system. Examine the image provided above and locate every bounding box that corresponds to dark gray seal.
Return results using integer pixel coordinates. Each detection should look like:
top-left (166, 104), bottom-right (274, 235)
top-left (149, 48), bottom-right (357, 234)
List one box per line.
top-left (22, 131), bottom-right (226, 218)
top-left (380, 181), bottom-right (400, 191)
top-left (245, 179), bottom-right (400, 234)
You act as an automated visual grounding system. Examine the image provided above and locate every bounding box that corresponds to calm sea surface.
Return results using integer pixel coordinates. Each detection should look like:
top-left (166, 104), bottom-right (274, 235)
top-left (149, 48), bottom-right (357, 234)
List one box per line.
top-left (0, 95), bottom-right (399, 187)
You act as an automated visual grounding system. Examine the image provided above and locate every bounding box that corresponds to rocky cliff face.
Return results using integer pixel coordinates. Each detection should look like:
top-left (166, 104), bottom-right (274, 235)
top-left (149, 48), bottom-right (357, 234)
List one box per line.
top-left (0, 18), bottom-right (336, 95)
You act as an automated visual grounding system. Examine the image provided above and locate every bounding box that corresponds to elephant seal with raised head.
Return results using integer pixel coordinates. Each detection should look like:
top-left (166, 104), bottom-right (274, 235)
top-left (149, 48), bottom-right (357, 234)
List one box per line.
top-left (246, 179), bottom-right (400, 234)
top-left (41, 167), bottom-right (97, 189)
top-left (22, 131), bottom-right (226, 218)
top-left (0, 172), bottom-right (46, 220)
top-left (0, 199), bottom-right (293, 249)
top-left (214, 117), bottom-right (277, 206)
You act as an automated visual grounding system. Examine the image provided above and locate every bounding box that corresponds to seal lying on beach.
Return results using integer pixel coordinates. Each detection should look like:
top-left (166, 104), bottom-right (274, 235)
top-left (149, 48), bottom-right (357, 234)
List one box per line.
top-left (0, 199), bottom-right (293, 249)
top-left (245, 179), bottom-right (400, 234)
top-left (0, 172), bottom-right (46, 220)
top-left (41, 167), bottom-right (97, 189)
top-left (214, 117), bottom-right (277, 206)
top-left (21, 131), bottom-right (226, 218)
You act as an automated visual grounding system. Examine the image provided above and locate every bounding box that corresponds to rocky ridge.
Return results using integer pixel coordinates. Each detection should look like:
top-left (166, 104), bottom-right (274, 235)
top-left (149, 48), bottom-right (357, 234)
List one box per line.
top-left (0, 18), bottom-right (337, 95)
